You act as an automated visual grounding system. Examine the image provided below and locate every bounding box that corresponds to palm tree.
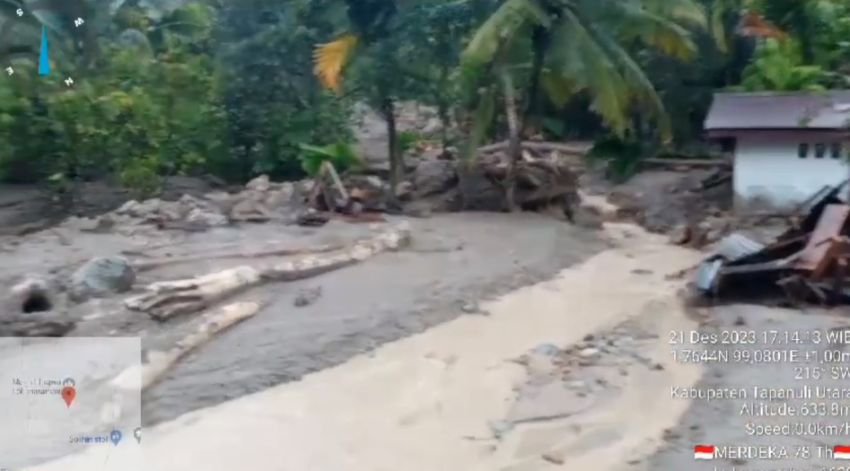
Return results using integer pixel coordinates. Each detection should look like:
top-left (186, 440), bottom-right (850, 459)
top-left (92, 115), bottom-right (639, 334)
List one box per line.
top-left (463, 0), bottom-right (709, 140)
top-left (460, 0), bottom-right (707, 209)
top-left (312, 0), bottom-right (408, 204)
top-left (313, 0), bottom-right (399, 94)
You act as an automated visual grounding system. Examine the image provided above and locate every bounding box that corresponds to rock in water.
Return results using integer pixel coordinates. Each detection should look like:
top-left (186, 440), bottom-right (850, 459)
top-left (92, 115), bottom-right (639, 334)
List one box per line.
top-left (70, 257), bottom-right (136, 302)
top-left (293, 287), bottom-right (322, 307)
top-left (9, 275), bottom-right (55, 313)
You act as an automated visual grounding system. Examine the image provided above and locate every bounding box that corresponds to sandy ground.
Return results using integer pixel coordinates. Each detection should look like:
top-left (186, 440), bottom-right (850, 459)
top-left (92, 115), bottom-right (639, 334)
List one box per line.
top-left (27, 222), bottom-right (705, 470)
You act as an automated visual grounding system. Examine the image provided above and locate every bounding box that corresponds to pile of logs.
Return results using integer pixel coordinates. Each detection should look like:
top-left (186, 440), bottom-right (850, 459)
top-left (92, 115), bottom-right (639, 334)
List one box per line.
top-left (459, 140), bottom-right (588, 215)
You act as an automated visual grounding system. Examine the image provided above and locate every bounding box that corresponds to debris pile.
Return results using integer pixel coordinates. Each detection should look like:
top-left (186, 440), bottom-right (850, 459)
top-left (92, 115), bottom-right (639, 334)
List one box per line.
top-left (101, 176), bottom-right (309, 231)
top-left (459, 141), bottom-right (584, 216)
top-left (38, 140), bottom-right (593, 236)
top-left (607, 165), bottom-right (734, 248)
top-left (693, 182), bottom-right (850, 305)
top-left (306, 140), bottom-right (590, 222)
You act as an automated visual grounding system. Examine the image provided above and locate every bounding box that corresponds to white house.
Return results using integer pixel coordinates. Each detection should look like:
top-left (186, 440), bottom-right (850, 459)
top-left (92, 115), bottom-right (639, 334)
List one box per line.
top-left (704, 91), bottom-right (850, 212)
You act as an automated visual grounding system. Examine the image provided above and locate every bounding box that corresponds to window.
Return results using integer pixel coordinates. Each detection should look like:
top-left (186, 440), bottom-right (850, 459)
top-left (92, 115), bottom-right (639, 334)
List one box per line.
top-left (832, 142), bottom-right (843, 159)
top-left (719, 137), bottom-right (736, 154)
top-left (815, 143), bottom-right (827, 158)
top-left (798, 143), bottom-right (809, 158)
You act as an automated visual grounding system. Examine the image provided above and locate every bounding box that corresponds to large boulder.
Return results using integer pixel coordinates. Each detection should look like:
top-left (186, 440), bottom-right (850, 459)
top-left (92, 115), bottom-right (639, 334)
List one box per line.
top-left (70, 257), bottom-right (136, 302)
top-left (413, 160), bottom-right (457, 197)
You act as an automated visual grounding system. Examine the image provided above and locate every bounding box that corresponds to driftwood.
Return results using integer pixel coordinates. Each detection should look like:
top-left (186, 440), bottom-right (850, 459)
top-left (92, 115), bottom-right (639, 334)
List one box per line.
top-left (478, 140), bottom-right (591, 156)
top-left (309, 161), bottom-right (350, 212)
top-left (125, 222), bottom-right (411, 320)
top-left (457, 147), bottom-right (580, 214)
top-left (131, 242), bottom-right (346, 272)
top-left (110, 302), bottom-right (260, 391)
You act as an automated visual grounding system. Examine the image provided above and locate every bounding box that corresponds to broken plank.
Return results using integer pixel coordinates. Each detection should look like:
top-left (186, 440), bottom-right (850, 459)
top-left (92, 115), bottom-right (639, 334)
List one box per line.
top-left (795, 204), bottom-right (850, 274)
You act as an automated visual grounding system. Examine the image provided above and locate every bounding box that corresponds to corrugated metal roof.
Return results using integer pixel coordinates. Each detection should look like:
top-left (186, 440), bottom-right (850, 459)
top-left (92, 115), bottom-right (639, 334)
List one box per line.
top-left (705, 91), bottom-right (850, 130)
top-left (713, 233), bottom-right (766, 262)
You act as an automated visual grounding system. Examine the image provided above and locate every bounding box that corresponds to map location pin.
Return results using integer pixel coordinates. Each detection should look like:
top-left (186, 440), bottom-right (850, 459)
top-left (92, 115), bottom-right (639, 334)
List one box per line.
top-left (61, 386), bottom-right (76, 407)
top-left (110, 430), bottom-right (122, 446)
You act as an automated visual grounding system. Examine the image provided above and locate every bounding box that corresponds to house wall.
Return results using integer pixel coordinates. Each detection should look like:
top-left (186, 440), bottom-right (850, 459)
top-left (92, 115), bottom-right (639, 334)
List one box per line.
top-left (733, 131), bottom-right (850, 212)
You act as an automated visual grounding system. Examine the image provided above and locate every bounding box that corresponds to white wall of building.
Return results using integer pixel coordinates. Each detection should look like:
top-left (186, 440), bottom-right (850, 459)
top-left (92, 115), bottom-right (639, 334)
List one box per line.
top-left (733, 131), bottom-right (850, 211)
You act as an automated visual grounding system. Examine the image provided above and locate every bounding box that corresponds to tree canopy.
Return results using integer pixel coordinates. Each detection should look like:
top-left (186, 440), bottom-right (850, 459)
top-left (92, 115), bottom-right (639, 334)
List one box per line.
top-left (0, 0), bottom-right (848, 191)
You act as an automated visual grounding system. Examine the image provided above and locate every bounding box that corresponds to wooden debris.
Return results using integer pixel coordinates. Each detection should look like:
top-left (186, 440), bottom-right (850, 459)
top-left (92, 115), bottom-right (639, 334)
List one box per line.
top-left (124, 223), bottom-right (411, 320)
top-left (692, 188), bottom-right (850, 305)
top-left (131, 242), bottom-right (345, 272)
top-left (110, 302), bottom-right (260, 391)
top-left (477, 140), bottom-right (591, 156)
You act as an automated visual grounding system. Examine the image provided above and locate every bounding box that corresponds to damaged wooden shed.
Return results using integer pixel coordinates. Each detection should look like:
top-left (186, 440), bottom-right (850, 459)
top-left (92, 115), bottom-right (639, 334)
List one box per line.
top-left (695, 181), bottom-right (850, 305)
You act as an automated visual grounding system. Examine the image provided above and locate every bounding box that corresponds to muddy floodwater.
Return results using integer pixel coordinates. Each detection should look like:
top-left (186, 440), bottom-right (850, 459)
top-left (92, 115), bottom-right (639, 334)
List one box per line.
top-left (0, 212), bottom-right (605, 426)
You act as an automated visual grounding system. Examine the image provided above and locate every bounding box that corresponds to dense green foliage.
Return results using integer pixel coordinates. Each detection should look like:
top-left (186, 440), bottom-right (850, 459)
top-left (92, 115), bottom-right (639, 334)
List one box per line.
top-left (2, 0), bottom-right (850, 190)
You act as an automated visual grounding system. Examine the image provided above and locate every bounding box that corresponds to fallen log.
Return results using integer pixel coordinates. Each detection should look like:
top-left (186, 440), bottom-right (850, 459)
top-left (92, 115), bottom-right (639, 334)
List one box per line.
top-left (478, 140), bottom-right (592, 155)
top-left (131, 242), bottom-right (347, 272)
top-left (125, 222), bottom-right (411, 320)
top-left (110, 302), bottom-right (260, 391)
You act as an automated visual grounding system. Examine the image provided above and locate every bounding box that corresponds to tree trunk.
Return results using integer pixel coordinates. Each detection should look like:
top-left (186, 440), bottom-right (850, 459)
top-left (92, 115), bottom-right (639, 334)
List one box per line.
top-left (125, 223), bottom-right (411, 320)
top-left (523, 27), bottom-right (547, 135)
top-left (501, 68), bottom-right (521, 212)
top-left (381, 96), bottom-right (401, 207)
top-left (436, 65), bottom-right (451, 150)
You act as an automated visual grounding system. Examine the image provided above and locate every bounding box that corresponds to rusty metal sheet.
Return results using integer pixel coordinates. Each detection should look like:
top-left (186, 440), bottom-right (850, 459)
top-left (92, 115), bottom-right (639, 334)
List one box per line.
top-left (795, 204), bottom-right (850, 273)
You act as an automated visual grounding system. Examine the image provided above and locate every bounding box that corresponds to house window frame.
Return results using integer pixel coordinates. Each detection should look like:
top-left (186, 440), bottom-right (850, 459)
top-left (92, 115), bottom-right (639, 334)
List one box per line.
top-left (815, 143), bottom-right (827, 159)
top-left (832, 142), bottom-right (843, 159)
top-left (798, 143), bottom-right (810, 158)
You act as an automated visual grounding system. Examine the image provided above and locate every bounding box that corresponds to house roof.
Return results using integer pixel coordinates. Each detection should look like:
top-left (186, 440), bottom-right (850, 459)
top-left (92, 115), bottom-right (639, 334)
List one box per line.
top-left (705, 91), bottom-right (850, 131)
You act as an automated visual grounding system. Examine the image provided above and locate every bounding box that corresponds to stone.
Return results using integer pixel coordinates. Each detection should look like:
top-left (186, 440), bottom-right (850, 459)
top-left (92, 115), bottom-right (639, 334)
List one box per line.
top-left (395, 181), bottom-right (414, 201)
top-left (572, 205), bottom-right (604, 229)
top-left (541, 451), bottom-right (566, 465)
top-left (413, 160), bottom-right (456, 197)
top-left (246, 174), bottom-right (272, 192)
top-left (461, 301), bottom-right (479, 313)
top-left (578, 347), bottom-right (600, 358)
top-left (294, 286), bottom-right (323, 307)
top-left (9, 275), bottom-right (55, 313)
top-left (70, 257), bottom-right (136, 302)
top-left (264, 183), bottom-right (295, 209)
top-left (667, 224), bottom-right (690, 245)
top-left (532, 343), bottom-right (560, 357)
top-left (185, 208), bottom-right (228, 227)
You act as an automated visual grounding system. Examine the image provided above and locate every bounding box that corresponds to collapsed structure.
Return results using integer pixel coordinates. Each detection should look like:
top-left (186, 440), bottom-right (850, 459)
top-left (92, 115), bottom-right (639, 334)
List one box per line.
top-left (695, 181), bottom-right (850, 305)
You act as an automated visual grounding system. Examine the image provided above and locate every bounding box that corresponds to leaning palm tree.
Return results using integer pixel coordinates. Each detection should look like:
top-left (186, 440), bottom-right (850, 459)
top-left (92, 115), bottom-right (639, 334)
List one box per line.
top-left (459, 0), bottom-right (708, 209)
top-left (463, 0), bottom-right (709, 141)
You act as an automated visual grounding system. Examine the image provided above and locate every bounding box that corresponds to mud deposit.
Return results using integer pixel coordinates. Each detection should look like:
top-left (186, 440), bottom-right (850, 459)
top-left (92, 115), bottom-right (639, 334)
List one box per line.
top-left (30, 222), bottom-right (701, 471)
top-left (142, 213), bottom-right (604, 425)
top-left (0, 211), bottom-right (604, 426)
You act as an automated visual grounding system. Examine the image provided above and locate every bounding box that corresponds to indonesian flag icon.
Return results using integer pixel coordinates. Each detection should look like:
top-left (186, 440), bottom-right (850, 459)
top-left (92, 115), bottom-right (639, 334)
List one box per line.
top-left (694, 444), bottom-right (715, 460)
top-left (835, 445), bottom-right (850, 460)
